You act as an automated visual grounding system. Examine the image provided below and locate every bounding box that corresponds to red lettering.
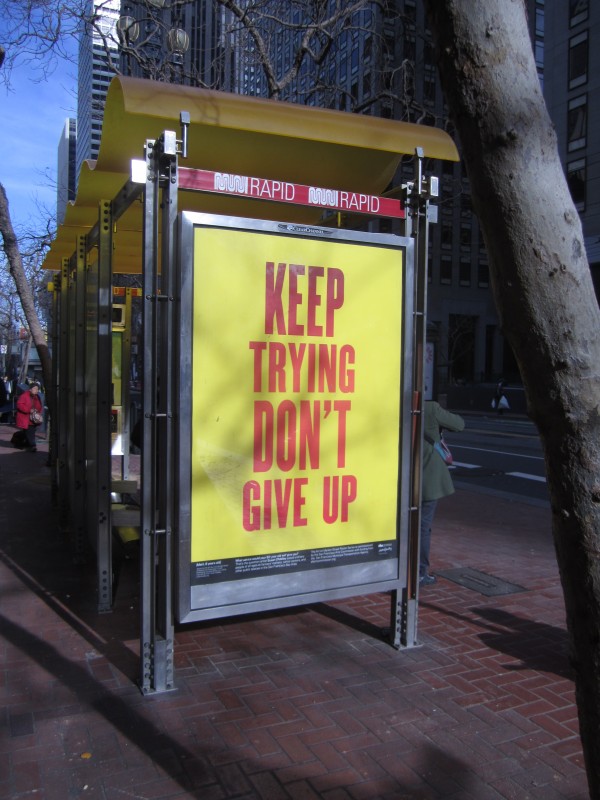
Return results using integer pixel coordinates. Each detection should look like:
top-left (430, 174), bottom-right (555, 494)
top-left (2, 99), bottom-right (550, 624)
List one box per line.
top-left (276, 400), bottom-right (296, 471)
top-left (318, 344), bottom-right (336, 392)
top-left (293, 478), bottom-right (308, 526)
top-left (341, 475), bottom-right (357, 521)
top-left (274, 478), bottom-right (292, 526)
top-left (243, 481), bottom-right (261, 531)
top-left (287, 264), bottom-right (305, 336)
top-left (253, 401), bottom-right (273, 472)
top-left (326, 268), bottom-right (344, 336)
top-left (322, 474), bottom-right (357, 523)
top-left (265, 263), bottom-right (344, 337)
top-left (299, 400), bottom-right (320, 469)
top-left (253, 400), bottom-right (322, 472)
top-left (339, 345), bottom-right (355, 392)
top-left (268, 342), bottom-right (286, 392)
top-left (307, 343), bottom-right (316, 392)
top-left (288, 342), bottom-right (306, 392)
top-left (249, 340), bottom-right (266, 391)
top-left (264, 479), bottom-right (272, 529)
top-left (306, 266), bottom-right (324, 336)
top-left (323, 476), bottom-right (338, 524)
top-left (242, 478), bottom-right (308, 530)
top-left (265, 262), bottom-right (287, 334)
top-left (334, 400), bottom-right (351, 468)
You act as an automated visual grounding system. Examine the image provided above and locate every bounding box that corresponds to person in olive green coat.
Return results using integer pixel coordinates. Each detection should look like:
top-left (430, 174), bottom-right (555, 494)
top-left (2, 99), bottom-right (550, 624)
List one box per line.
top-left (420, 400), bottom-right (465, 586)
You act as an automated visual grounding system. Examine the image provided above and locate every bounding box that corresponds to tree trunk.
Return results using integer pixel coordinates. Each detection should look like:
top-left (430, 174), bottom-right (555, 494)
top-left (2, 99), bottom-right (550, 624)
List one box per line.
top-left (422, 0), bottom-right (600, 793)
top-left (0, 183), bottom-right (53, 413)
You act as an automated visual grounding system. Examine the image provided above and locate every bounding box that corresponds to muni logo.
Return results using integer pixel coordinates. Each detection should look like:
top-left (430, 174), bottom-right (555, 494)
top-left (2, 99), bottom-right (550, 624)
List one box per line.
top-left (214, 172), bottom-right (248, 194)
top-left (308, 187), bottom-right (339, 207)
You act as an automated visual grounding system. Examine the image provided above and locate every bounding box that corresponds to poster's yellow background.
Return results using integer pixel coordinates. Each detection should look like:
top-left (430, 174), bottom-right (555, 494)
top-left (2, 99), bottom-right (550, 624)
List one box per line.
top-left (191, 226), bottom-right (403, 562)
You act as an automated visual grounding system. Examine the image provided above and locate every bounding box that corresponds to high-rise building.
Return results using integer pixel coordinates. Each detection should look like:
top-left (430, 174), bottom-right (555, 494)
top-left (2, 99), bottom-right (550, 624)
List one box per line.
top-left (233, 1), bottom-right (600, 390)
top-left (76, 0), bottom-right (121, 176)
top-left (67, 0), bottom-right (596, 389)
top-left (543, 0), bottom-right (600, 298)
top-left (231, 1), bottom-right (506, 387)
top-left (74, 1), bottom-right (234, 180)
top-left (56, 118), bottom-right (77, 225)
top-left (119, 0), bottom-right (233, 89)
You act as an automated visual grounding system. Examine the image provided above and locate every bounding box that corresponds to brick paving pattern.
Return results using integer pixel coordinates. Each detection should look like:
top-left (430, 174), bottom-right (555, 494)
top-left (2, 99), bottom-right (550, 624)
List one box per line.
top-left (0, 424), bottom-right (588, 799)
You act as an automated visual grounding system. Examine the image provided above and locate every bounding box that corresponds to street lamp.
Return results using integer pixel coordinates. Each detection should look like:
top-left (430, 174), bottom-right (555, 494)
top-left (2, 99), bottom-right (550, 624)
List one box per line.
top-left (167, 28), bottom-right (190, 60)
top-left (116, 15), bottom-right (140, 45)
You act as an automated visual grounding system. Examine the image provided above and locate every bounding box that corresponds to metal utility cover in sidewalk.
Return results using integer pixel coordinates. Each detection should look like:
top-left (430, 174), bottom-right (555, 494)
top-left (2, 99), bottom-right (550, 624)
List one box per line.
top-left (436, 567), bottom-right (526, 596)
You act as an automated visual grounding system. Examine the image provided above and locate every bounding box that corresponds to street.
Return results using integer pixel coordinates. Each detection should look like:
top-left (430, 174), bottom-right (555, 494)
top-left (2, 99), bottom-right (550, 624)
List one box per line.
top-left (444, 412), bottom-right (549, 506)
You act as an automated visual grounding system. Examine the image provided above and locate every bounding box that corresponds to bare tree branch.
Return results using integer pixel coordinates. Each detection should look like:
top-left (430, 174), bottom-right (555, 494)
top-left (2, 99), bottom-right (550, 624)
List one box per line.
top-left (0, 183), bottom-right (52, 400)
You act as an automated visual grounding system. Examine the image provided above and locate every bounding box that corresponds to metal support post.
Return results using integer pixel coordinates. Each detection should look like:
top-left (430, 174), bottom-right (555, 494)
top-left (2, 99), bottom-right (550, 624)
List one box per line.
top-left (140, 128), bottom-right (180, 694)
top-left (97, 201), bottom-right (114, 612)
top-left (390, 147), bottom-right (437, 648)
top-left (115, 288), bottom-right (133, 480)
top-left (57, 259), bottom-right (70, 527)
top-left (49, 279), bottom-right (60, 504)
top-left (72, 237), bottom-right (87, 560)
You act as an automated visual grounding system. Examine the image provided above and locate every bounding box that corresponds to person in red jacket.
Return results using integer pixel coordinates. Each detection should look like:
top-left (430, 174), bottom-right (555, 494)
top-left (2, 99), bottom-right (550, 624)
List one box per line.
top-left (16, 382), bottom-right (43, 452)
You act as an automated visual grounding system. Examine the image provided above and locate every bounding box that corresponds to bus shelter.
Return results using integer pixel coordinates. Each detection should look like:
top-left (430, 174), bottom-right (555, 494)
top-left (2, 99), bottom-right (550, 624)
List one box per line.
top-left (44, 76), bottom-right (458, 694)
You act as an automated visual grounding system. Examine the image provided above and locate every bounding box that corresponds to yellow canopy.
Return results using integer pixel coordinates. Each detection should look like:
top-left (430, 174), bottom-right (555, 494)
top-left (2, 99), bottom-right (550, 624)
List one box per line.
top-left (44, 76), bottom-right (459, 272)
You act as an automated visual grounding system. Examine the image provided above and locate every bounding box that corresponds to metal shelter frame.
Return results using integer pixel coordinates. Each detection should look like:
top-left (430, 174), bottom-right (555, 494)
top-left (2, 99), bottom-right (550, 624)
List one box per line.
top-left (48, 78), bottom-right (457, 694)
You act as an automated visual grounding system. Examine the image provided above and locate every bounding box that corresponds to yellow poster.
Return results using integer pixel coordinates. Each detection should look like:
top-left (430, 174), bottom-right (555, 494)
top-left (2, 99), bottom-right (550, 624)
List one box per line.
top-left (190, 226), bottom-right (403, 573)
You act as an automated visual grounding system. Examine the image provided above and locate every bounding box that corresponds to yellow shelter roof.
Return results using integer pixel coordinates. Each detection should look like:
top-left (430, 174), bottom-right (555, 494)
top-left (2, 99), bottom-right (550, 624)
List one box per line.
top-left (44, 76), bottom-right (459, 272)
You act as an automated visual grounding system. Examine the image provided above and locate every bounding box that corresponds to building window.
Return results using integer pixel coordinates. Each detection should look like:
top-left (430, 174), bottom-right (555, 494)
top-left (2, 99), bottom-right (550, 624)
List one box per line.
top-left (440, 257), bottom-right (452, 285)
top-left (441, 221), bottom-right (452, 249)
top-left (459, 259), bottom-right (471, 286)
top-left (460, 225), bottom-right (471, 249)
top-left (570, 0), bottom-right (588, 27)
top-left (568, 95), bottom-right (587, 151)
top-left (567, 158), bottom-right (586, 210)
top-left (535, 40), bottom-right (544, 70)
top-left (569, 32), bottom-right (588, 89)
top-left (478, 261), bottom-right (489, 288)
top-left (404, 0), bottom-right (417, 24)
top-left (362, 72), bottom-right (371, 96)
top-left (535, 6), bottom-right (544, 36)
top-left (424, 70), bottom-right (436, 105)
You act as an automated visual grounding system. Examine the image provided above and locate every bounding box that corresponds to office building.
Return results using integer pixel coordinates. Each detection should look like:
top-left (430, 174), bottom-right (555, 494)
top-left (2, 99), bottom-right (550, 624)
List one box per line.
top-left (76, 0), bottom-right (121, 176)
top-left (543, 0), bottom-right (600, 297)
top-left (56, 118), bottom-right (77, 225)
top-left (75, 1), bottom-right (233, 179)
top-left (69, 1), bottom-right (596, 390)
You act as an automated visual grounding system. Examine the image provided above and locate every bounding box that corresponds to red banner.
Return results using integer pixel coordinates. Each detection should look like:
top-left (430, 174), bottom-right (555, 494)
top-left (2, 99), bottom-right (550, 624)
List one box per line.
top-left (179, 167), bottom-right (404, 219)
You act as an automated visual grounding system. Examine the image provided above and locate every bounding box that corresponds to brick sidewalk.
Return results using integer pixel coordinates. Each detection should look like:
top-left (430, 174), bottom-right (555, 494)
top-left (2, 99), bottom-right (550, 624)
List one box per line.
top-left (0, 423), bottom-right (588, 799)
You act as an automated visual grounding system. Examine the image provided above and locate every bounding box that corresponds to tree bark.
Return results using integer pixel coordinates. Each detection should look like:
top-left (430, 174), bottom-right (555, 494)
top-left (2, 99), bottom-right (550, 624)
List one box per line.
top-left (422, 0), bottom-right (600, 793)
top-left (0, 183), bottom-right (53, 412)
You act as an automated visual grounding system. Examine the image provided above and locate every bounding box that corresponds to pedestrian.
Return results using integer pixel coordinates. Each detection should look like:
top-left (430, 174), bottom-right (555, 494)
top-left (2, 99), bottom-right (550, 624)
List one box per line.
top-left (420, 399), bottom-right (465, 586)
top-left (15, 381), bottom-right (44, 452)
top-left (492, 379), bottom-right (510, 415)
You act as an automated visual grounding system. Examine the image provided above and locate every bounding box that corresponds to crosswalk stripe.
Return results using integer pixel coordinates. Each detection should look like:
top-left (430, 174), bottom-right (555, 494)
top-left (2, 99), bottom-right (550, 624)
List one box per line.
top-left (449, 464), bottom-right (547, 483)
top-left (507, 471), bottom-right (546, 483)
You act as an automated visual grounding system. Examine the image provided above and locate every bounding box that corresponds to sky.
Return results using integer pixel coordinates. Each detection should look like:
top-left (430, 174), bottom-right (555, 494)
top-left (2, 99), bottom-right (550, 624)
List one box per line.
top-left (1, 57), bottom-right (78, 232)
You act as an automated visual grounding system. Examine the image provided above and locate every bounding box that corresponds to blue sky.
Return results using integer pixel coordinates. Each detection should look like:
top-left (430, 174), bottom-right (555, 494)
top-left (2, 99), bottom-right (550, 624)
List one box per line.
top-left (1, 58), bottom-right (77, 232)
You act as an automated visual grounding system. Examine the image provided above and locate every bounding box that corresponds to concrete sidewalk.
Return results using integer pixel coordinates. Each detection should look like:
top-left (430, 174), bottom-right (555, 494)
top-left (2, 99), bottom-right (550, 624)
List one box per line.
top-left (0, 423), bottom-right (588, 799)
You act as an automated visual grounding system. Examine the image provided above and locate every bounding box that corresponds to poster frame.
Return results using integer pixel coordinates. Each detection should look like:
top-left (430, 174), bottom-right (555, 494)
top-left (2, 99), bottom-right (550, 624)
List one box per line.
top-left (175, 212), bottom-right (415, 625)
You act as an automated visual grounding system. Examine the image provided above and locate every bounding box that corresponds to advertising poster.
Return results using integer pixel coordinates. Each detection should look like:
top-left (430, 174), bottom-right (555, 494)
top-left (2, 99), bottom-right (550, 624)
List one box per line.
top-left (190, 225), bottom-right (404, 586)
